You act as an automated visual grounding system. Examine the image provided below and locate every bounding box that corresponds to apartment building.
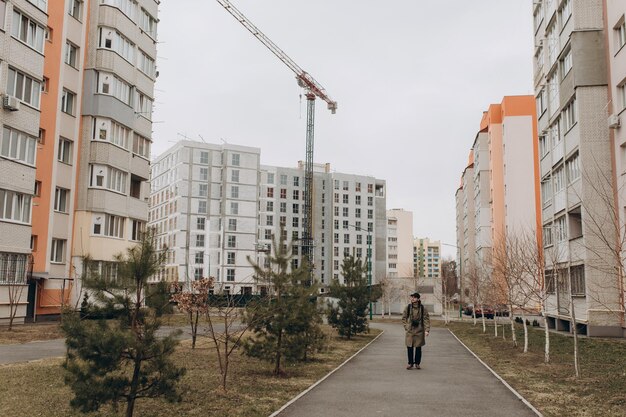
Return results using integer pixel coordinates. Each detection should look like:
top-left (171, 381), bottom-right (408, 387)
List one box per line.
top-left (71, 0), bottom-right (157, 302)
top-left (472, 130), bottom-right (492, 275)
top-left (455, 152), bottom-right (475, 301)
top-left (533, 0), bottom-right (623, 336)
top-left (605, 0), bottom-right (626, 330)
top-left (413, 237), bottom-right (442, 315)
top-left (149, 141), bottom-right (261, 293)
top-left (386, 208), bottom-right (413, 279)
top-left (0, 0), bottom-right (46, 323)
top-left (150, 141), bottom-right (387, 295)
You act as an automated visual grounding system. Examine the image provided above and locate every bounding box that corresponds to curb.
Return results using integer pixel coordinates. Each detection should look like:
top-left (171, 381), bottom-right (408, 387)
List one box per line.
top-left (447, 329), bottom-right (543, 417)
top-left (269, 330), bottom-right (385, 417)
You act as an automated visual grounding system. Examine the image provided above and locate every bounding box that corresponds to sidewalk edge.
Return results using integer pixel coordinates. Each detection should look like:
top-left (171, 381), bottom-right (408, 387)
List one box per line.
top-left (448, 329), bottom-right (543, 417)
top-left (269, 330), bottom-right (385, 417)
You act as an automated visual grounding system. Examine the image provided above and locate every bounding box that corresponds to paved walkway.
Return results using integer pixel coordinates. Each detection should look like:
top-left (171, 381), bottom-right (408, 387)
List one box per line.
top-left (276, 322), bottom-right (539, 417)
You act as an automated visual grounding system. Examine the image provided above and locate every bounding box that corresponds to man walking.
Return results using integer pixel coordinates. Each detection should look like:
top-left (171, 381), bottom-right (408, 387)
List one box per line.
top-left (402, 292), bottom-right (430, 369)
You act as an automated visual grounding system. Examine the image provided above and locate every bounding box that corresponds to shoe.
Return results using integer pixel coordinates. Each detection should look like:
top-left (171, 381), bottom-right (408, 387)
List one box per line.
top-left (406, 364), bottom-right (413, 370)
top-left (415, 364), bottom-right (421, 369)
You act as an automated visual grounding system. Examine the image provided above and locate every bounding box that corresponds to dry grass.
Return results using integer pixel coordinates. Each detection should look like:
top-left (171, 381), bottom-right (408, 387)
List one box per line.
top-left (0, 326), bottom-right (380, 417)
top-left (0, 322), bottom-right (64, 345)
top-left (448, 320), bottom-right (626, 417)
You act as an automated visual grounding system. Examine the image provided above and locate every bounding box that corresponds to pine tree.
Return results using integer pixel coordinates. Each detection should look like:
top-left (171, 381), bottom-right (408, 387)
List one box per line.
top-left (327, 255), bottom-right (370, 339)
top-left (243, 231), bottom-right (326, 375)
top-left (61, 231), bottom-right (185, 417)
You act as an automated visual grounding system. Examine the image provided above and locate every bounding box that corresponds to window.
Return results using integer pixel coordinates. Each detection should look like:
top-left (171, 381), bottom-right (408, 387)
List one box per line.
top-left (334, 233), bottom-right (339, 244)
top-left (618, 83), bottom-right (626, 112)
top-left (570, 265), bottom-right (585, 295)
top-left (292, 203), bottom-right (299, 214)
top-left (1, 126), bottom-right (37, 165)
top-left (194, 268), bottom-right (203, 280)
top-left (231, 186), bottom-right (239, 198)
top-left (94, 118), bottom-right (130, 149)
top-left (61, 89), bottom-right (76, 115)
top-left (343, 194), bottom-right (349, 204)
top-left (560, 48), bottom-right (572, 79)
top-left (230, 202), bottom-right (238, 215)
top-left (226, 269), bottom-right (235, 281)
top-left (138, 50), bottom-right (155, 77)
top-left (99, 27), bottom-right (135, 63)
top-left (355, 182), bottom-right (361, 192)
top-left (132, 134), bottom-right (150, 158)
top-left (292, 190), bottom-right (299, 200)
top-left (198, 201), bottom-right (207, 213)
top-left (131, 220), bottom-right (144, 241)
top-left (342, 207), bottom-right (349, 217)
top-left (536, 88), bottom-right (546, 116)
top-left (367, 209), bottom-right (373, 219)
top-left (50, 239), bottom-right (66, 263)
top-left (334, 206), bottom-right (339, 216)
top-left (544, 269), bottom-right (556, 293)
top-left (195, 252), bottom-right (203, 264)
top-left (266, 215), bottom-right (273, 226)
top-left (7, 68), bottom-right (41, 108)
top-left (355, 195), bottom-right (361, 205)
top-left (198, 184), bottom-right (208, 197)
top-left (565, 153), bottom-right (580, 183)
top-left (293, 176), bottom-right (299, 186)
top-left (231, 170), bottom-right (239, 182)
top-left (292, 217), bottom-right (299, 227)
top-left (264, 229), bottom-right (272, 240)
top-left (89, 165), bottom-right (127, 193)
top-left (34, 181), bottom-right (41, 197)
top-left (135, 90), bottom-right (153, 119)
top-left (616, 17), bottom-right (626, 50)
top-left (555, 216), bottom-right (567, 241)
top-left (342, 220), bottom-right (349, 230)
top-left (280, 174), bottom-right (288, 185)
top-left (101, 0), bottom-right (137, 20)
top-left (562, 99), bottom-right (576, 131)
top-left (197, 217), bottom-right (205, 230)
top-left (280, 188), bottom-right (287, 199)
top-left (58, 137), bottom-right (73, 164)
top-left (227, 252), bottom-right (235, 265)
top-left (355, 208), bottom-right (361, 218)
top-left (196, 234), bottom-right (205, 247)
top-left (231, 153), bottom-right (240, 166)
top-left (266, 201), bottom-right (273, 212)
top-left (334, 219), bottom-right (339, 230)
top-left (334, 193), bottom-right (339, 203)
top-left (553, 166), bottom-right (565, 193)
top-left (228, 218), bottom-right (237, 231)
top-left (69, 0), bottom-right (83, 20)
top-left (227, 235), bottom-right (236, 248)
top-left (139, 8), bottom-right (157, 38)
top-left (367, 196), bottom-right (373, 206)
top-left (92, 214), bottom-right (125, 238)
top-left (280, 202), bottom-right (286, 213)
top-left (267, 173), bottom-right (274, 184)
top-left (199, 167), bottom-right (208, 181)
top-left (367, 184), bottom-right (373, 193)
top-left (0, 189), bottom-right (32, 223)
top-left (65, 42), bottom-right (79, 68)
top-left (343, 181), bottom-right (349, 191)
top-left (54, 188), bottom-right (69, 213)
top-left (200, 151), bottom-right (209, 164)
top-left (558, 0), bottom-right (572, 28)
top-left (11, 9), bottom-right (45, 52)
top-left (533, 3), bottom-right (543, 32)
top-left (543, 224), bottom-right (553, 246)
top-left (568, 207), bottom-right (582, 239)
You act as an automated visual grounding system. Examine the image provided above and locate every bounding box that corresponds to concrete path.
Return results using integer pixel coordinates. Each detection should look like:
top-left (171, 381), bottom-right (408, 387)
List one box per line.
top-left (0, 326), bottom-right (191, 365)
top-left (276, 322), bottom-right (539, 417)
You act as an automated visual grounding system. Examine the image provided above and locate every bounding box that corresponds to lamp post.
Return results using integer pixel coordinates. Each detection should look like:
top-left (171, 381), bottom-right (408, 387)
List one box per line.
top-left (348, 224), bottom-right (373, 320)
top-left (442, 242), bottom-right (462, 318)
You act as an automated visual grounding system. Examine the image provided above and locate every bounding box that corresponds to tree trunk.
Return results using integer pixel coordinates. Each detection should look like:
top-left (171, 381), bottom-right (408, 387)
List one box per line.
top-left (494, 316), bottom-right (498, 337)
top-left (522, 311), bottom-right (528, 353)
top-left (510, 306), bottom-right (518, 348)
top-left (191, 311), bottom-right (199, 349)
top-left (126, 355), bottom-right (142, 417)
top-left (274, 328), bottom-right (283, 376)
top-left (480, 304), bottom-right (486, 333)
top-left (543, 306), bottom-right (550, 363)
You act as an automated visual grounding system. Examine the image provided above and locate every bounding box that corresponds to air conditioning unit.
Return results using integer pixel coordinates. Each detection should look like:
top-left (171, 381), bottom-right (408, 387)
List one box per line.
top-left (609, 114), bottom-right (621, 129)
top-left (2, 95), bottom-right (20, 111)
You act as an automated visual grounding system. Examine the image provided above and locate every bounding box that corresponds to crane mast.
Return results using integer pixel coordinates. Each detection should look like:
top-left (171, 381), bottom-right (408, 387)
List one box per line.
top-left (216, 0), bottom-right (337, 282)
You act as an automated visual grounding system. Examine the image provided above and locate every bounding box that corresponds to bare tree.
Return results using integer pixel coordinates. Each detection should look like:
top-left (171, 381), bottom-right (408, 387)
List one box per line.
top-left (170, 277), bottom-right (213, 349)
top-left (3, 254), bottom-right (30, 331)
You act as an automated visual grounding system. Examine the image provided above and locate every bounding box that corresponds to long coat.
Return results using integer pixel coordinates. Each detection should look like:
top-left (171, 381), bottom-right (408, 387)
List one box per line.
top-left (402, 302), bottom-right (431, 347)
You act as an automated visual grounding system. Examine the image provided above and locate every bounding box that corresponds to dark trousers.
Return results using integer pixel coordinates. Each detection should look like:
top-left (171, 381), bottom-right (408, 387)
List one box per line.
top-left (407, 346), bottom-right (422, 365)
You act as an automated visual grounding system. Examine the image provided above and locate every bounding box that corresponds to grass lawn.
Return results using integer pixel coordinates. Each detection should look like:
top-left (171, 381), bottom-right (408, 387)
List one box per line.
top-left (0, 322), bottom-right (64, 344)
top-left (0, 326), bottom-right (380, 417)
top-left (448, 320), bottom-right (626, 417)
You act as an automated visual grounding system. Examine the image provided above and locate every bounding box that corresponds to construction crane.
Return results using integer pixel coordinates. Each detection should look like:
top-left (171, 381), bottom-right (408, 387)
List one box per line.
top-left (216, 0), bottom-right (337, 281)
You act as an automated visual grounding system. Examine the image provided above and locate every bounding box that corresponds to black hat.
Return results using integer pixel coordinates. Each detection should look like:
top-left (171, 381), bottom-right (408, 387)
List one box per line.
top-left (410, 292), bottom-right (420, 299)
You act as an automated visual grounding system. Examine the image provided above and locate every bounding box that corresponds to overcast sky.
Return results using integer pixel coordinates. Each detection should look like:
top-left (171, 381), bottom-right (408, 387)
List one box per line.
top-left (152, 0), bottom-right (535, 258)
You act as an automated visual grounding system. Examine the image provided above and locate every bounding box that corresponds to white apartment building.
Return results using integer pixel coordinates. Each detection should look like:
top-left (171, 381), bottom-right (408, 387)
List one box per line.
top-left (72, 0), bottom-right (157, 294)
top-left (0, 0), bottom-right (46, 323)
top-left (533, 0), bottom-right (622, 336)
top-left (472, 131), bottom-right (492, 274)
top-left (606, 0), bottom-right (626, 331)
top-left (455, 155), bottom-right (475, 302)
top-left (379, 209), bottom-right (414, 314)
top-left (413, 237), bottom-right (442, 315)
top-left (150, 142), bottom-right (387, 295)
